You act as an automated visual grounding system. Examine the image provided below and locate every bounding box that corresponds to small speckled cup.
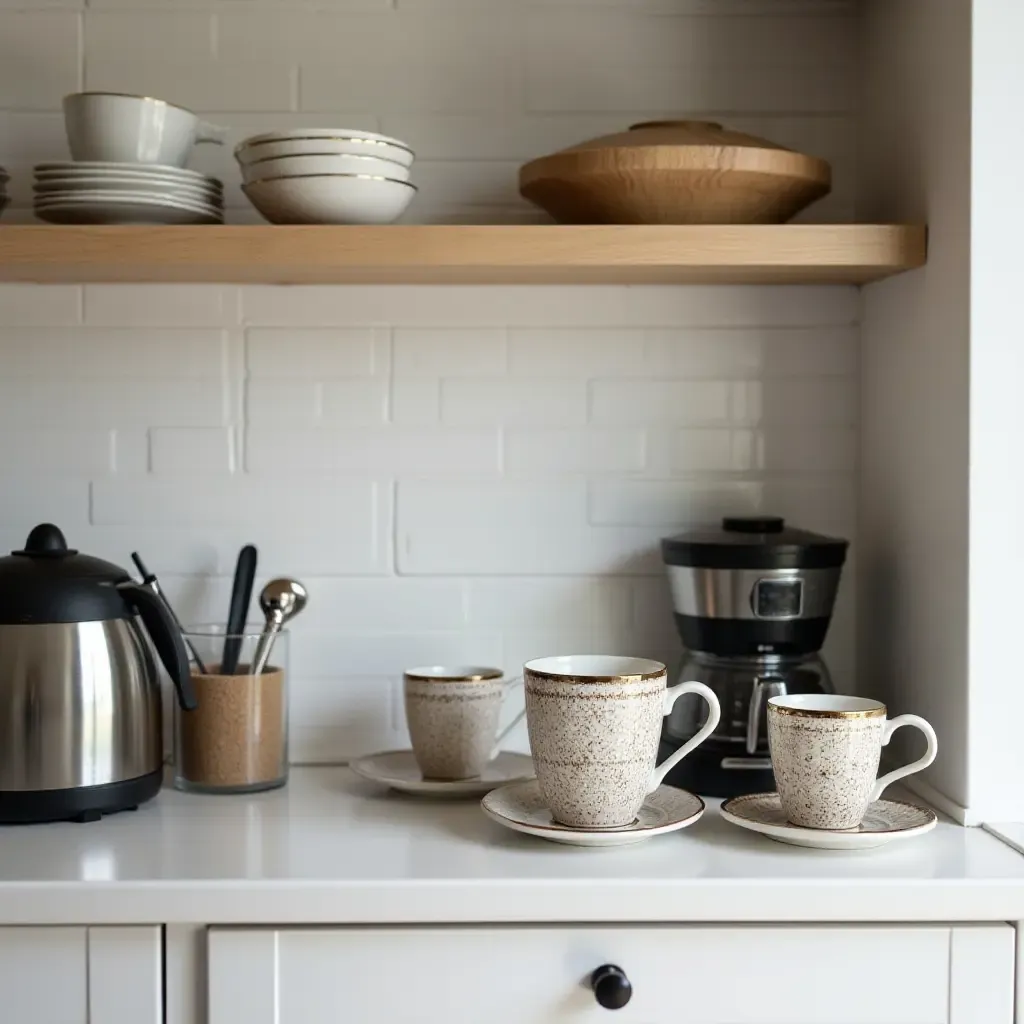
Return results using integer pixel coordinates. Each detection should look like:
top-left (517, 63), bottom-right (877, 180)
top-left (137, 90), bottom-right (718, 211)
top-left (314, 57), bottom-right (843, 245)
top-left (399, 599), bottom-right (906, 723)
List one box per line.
top-left (768, 694), bottom-right (938, 830)
top-left (404, 666), bottom-right (525, 781)
top-left (524, 655), bottom-right (720, 829)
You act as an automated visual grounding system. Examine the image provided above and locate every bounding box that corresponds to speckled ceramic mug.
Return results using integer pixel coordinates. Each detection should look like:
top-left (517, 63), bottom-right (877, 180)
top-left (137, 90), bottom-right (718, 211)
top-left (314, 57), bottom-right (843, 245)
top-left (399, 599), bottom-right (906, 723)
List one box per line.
top-left (768, 694), bottom-right (938, 830)
top-left (404, 666), bottom-right (526, 781)
top-left (524, 655), bottom-right (720, 829)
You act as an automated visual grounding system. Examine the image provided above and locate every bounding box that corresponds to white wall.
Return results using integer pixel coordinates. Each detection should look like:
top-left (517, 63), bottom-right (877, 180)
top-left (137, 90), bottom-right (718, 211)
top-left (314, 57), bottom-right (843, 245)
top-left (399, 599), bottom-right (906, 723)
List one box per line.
top-left (966, 0), bottom-right (1024, 821)
top-left (858, 0), bottom-right (973, 815)
top-left (0, 1), bottom-right (860, 762)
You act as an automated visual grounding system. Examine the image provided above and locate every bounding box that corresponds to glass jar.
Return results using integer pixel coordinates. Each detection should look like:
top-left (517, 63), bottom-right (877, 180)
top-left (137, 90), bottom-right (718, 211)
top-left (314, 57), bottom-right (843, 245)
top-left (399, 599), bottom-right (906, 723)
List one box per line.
top-left (174, 626), bottom-right (289, 794)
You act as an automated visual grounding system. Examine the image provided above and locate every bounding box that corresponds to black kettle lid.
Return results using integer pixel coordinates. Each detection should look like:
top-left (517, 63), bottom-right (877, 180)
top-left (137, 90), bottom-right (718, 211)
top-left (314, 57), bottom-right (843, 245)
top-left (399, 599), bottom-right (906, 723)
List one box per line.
top-left (661, 516), bottom-right (848, 570)
top-left (0, 523), bottom-right (132, 624)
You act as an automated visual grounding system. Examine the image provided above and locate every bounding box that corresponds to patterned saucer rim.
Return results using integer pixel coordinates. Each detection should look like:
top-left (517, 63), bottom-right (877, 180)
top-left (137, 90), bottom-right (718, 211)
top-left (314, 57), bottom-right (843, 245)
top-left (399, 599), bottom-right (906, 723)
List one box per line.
top-left (721, 792), bottom-right (937, 836)
top-left (349, 749), bottom-right (535, 795)
top-left (481, 779), bottom-right (705, 839)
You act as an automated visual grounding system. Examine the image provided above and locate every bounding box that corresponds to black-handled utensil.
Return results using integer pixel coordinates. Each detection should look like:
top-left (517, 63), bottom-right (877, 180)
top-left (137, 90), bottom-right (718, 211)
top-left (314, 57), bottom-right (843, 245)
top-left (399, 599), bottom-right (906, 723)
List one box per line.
top-left (221, 544), bottom-right (258, 674)
top-left (130, 552), bottom-right (208, 675)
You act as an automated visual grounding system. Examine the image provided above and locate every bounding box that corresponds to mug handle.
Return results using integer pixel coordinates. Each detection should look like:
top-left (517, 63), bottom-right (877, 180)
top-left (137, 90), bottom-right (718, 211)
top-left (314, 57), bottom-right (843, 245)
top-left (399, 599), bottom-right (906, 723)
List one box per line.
top-left (869, 714), bottom-right (938, 801)
top-left (648, 680), bottom-right (721, 793)
top-left (196, 120), bottom-right (229, 145)
top-left (489, 676), bottom-right (526, 762)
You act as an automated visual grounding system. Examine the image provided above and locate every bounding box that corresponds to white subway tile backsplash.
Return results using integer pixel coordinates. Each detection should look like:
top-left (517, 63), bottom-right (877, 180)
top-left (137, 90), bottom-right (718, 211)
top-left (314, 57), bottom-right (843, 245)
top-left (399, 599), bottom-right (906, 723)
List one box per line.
top-left (736, 378), bottom-right (859, 425)
top-left (397, 479), bottom-right (669, 575)
top-left (83, 286), bottom-right (232, 327)
top-left (297, 17), bottom-right (522, 113)
top-left (588, 479), bottom-right (765, 528)
top-left (0, 379), bottom-right (230, 427)
top-left (247, 379), bottom-right (320, 425)
top-left (320, 379), bottom-right (390, 425)
top-left (150, 427), bottom-right (237, 475)
top-left (0, 328), bottom-right (228, 378)
top-left (466, 577), bottom-right (631, 632)
top-left (0, 13), bottom-right (79, 110)
top-left (389, 378), bottom-right (441, 424)
top-left (442, 378), bottom-right (587, 426)
top-left (507, 328), bottom-right (640, 377)
top-left (504, 428), bottom-right (645, 474)
top-left (0, 285), bottom-right (81, 325)
top-left (85, 10), bottom-right (215, 62)
top-left (293, 631), bottom-right (504, 678)
top-left (0, 429), bottom-right (114, 474)
top-left (245, 426), bottom-right (500, 474)
top-left (240, 286), bottom-right (859, 330)
top-left (590, 380), bottom-right (732, 425)
top-left (0, 2), bottom-right (859, 762)
top-left (247, 328), bottom-right (380, 377)
top-left (755, 426), bottom-right (859, 473)
top-left (0, 480), bottom-right (91, 538)
top-left (85, 59), bottom-right (294, 112)
top-left (668, 428), bottom-right (745, 472)
top-left (91, 476), bottom-right (379, 527)
top-left (393, 328), bottom-right (506, 377)
top-left (302, 579), bottom-right (467, 632)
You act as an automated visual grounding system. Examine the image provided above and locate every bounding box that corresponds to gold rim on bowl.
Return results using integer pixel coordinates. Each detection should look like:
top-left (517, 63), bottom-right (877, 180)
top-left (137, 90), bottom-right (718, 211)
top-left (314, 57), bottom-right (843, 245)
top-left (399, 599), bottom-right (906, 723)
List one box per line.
top-left (64, 91), bottom-right (197, 116)
top-left (404, 670), bottom-right (503, 683)
top-left (236, 135), bottom-right (414, 158)
top-left (243, 172), bottom-right (417, 189)
top-left (242, 151), bottom-right (408, 171)
top-left (768, 701), bottom-right (886, 720)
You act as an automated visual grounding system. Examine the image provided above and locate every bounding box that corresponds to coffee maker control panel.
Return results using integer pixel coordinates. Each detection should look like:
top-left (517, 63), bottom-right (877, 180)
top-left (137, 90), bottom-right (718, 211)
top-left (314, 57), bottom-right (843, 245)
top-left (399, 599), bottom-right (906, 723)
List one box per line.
top-left (752, 578), bottom-right (803, 619)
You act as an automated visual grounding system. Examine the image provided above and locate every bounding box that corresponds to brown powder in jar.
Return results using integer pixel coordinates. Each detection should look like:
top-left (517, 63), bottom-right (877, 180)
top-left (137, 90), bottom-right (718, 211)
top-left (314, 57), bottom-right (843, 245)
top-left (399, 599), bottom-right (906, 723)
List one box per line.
top-left (179, 664), bottom-right (286, 788)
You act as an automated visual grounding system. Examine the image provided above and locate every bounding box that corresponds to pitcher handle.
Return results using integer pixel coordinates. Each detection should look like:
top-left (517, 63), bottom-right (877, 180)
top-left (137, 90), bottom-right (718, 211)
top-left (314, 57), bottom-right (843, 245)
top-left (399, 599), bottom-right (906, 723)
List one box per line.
top-left (648, 680), bottom-right (721, 793)
top-left (869, 714), bottom-right (938, 801)
top-left (489, 676), bottom-right (526, 761)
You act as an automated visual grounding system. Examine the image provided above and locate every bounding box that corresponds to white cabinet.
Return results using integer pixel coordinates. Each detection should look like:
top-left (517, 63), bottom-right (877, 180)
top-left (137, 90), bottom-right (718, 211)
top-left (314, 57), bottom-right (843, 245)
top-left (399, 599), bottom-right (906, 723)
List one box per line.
top-left (208, 923), bottom-right (1013, 1024)
top-left (0, 926), bottom-right (161, 1024)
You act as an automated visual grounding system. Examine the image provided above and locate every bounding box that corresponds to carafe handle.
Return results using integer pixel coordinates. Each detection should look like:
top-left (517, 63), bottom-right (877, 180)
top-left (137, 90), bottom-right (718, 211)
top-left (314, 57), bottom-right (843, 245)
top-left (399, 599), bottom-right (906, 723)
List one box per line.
top-left (747, 675), bottom-right (787, 755)
top-left (120, 582), bottom-right (198, 710)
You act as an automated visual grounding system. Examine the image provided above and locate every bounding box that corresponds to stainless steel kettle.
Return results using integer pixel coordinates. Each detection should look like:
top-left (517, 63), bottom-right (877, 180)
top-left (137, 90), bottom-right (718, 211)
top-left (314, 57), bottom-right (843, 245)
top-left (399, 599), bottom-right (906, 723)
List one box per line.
top-left (0, 523), bottom-right (197, 823)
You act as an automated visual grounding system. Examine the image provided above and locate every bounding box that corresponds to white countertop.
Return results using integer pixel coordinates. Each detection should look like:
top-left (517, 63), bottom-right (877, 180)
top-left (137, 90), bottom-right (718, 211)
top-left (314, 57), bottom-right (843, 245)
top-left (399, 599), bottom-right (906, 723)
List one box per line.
top-left (0, 767), bottom-right (1022, 926)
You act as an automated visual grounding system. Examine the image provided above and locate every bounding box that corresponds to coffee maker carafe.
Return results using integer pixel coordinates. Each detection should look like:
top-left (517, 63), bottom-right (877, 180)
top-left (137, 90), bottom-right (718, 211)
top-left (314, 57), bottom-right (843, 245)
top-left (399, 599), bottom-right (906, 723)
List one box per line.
top-left (657, 516), bottom-right (848, 798)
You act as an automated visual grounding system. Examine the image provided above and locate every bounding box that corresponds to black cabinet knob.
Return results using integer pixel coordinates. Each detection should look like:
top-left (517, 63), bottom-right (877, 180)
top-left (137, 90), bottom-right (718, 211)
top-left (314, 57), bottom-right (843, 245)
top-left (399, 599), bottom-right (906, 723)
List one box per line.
top-left (590, 964), bottom-right (632, 1010)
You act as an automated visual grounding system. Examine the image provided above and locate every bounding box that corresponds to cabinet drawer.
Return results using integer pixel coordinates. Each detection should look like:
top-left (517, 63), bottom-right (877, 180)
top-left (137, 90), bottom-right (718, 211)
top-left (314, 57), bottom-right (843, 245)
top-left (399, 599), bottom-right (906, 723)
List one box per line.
top-left (208, 923), bottom-right (1008, 1024)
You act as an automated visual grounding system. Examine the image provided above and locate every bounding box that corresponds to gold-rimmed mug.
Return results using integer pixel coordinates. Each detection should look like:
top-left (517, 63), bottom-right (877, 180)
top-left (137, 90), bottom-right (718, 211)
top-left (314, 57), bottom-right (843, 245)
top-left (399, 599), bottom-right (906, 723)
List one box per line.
top-left (768, 695), bottom-right (938, 830)
top-left (524, 655), bottom-right (720, 829)
top-left (404, 666), bottom-right (525, 781)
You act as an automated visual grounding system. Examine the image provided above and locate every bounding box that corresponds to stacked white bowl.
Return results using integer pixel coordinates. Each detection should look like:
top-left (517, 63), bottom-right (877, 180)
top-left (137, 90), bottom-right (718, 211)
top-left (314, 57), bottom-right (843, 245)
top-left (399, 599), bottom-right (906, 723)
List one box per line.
top-left (236, 129), bottom-right (416, 224)
top-left (33, 92), bottom-right (225, 225)
top-left (0, 166), bottom-right (8, 219)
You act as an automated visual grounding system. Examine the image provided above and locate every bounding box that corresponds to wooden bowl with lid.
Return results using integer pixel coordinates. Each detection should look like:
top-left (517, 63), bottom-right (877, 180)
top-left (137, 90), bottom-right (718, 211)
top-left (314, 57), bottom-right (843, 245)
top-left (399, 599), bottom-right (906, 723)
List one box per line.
top-left (519, 120), bottom-right (831, 225)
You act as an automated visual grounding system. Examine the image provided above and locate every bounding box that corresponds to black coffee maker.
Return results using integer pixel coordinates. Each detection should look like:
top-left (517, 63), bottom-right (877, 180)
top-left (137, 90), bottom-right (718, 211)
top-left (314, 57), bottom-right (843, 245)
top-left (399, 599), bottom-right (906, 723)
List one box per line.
top-left (658, 516), bottom-right (848, 798)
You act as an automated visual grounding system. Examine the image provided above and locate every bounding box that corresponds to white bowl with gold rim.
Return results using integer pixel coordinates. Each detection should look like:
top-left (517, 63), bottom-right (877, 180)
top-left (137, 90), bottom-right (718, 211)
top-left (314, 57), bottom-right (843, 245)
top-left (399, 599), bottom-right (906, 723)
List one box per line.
top-left (235, 129), bottom-right (414, 169)
top-left (242, 173), bottom-right (417, 225)
top-left (239, 152), bottom-right (410, 185)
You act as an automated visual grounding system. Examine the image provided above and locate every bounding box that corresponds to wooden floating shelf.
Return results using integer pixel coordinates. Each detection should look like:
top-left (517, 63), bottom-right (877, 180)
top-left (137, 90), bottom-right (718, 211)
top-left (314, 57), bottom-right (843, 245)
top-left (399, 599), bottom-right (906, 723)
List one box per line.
top-left (0, 224), bottom-right (926, 285)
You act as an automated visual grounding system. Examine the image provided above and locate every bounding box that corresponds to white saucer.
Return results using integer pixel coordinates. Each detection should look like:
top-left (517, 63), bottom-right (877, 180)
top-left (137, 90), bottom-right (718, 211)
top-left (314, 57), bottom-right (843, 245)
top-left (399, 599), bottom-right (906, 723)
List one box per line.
top-left (720, 792), bottom-right (937, 850)
top-left (35, 178), bottom-right (223, 203)
top-left (35, 160), bottom-right (218, 185)
top-left (481, 780), bottom-right (704, 847)
top-left (349, 749), bottom-right (534, 798)
top-left (34, 194), bottom-right (222, 225)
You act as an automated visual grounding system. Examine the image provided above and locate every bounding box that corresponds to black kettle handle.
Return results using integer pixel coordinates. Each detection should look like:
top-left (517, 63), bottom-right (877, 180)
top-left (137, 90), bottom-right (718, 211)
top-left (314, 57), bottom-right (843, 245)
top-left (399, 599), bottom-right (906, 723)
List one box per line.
top-left (120, 583), bottom-right (198, 711)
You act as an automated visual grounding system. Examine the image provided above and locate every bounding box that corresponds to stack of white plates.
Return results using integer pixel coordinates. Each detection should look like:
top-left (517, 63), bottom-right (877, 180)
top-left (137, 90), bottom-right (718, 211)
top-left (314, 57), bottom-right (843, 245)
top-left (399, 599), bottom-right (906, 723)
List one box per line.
top-left (0, 166), bottom-right (8, 219)
top-left (235, 129), bottom-right (416, 224)
top-left (33, 161), bottom-right (223, 224)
